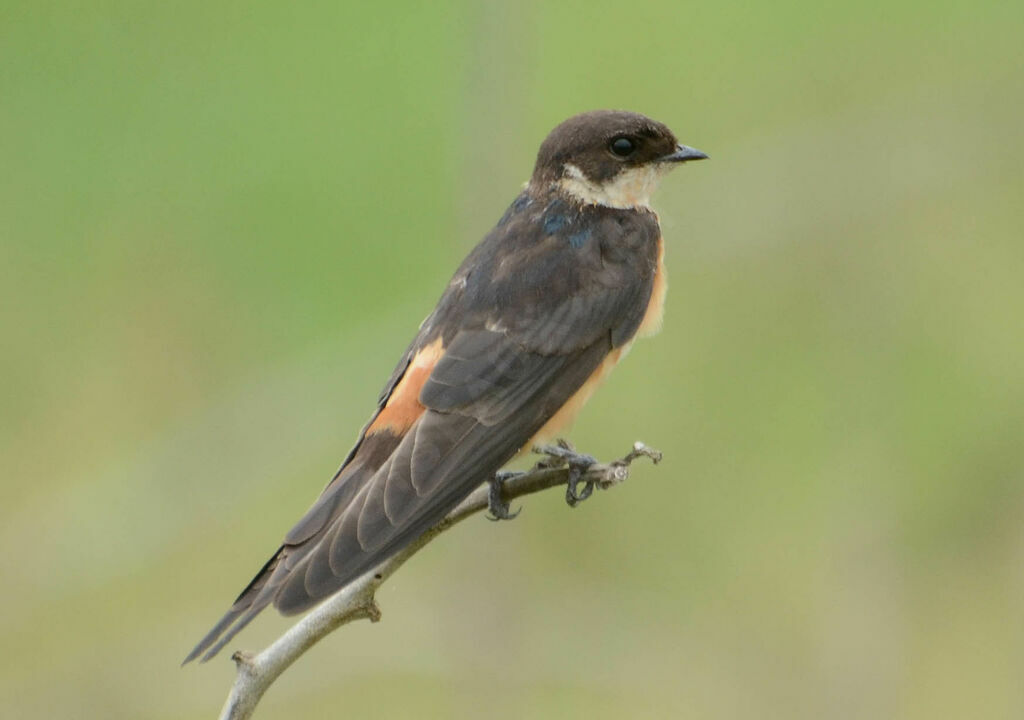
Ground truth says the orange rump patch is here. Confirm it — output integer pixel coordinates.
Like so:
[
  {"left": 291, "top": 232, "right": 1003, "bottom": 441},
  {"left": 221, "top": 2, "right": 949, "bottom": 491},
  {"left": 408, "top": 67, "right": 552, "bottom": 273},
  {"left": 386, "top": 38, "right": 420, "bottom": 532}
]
[{"left": 366, "top": 338, "right": 445, "bottom": 435}]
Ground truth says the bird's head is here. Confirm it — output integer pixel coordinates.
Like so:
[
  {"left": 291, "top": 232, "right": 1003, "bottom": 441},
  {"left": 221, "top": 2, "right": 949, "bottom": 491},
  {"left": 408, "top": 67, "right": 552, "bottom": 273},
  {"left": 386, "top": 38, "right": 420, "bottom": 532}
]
[{"left": 530, "top": 109, "right": 706, "bottom": 209}]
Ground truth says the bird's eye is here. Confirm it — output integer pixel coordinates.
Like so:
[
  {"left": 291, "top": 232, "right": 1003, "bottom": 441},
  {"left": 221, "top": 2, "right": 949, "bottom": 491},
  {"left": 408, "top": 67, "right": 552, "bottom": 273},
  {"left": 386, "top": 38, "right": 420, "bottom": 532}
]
[{"left": 609, "top": 136, "right": 636, "bottom": 158}]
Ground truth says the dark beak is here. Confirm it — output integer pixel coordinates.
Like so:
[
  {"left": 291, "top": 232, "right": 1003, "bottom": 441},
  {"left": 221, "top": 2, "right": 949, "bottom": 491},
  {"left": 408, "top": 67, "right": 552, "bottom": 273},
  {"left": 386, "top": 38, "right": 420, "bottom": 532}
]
[{"left": 660, "top": 144, "right": 709, "bottom": 163}]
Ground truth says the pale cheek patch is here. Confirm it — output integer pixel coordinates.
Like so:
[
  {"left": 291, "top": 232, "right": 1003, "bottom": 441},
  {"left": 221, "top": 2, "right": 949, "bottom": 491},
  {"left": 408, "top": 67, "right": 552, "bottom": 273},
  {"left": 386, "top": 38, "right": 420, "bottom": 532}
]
[{"left": 559, "top": 163, "right": 671, "bottom": 209}]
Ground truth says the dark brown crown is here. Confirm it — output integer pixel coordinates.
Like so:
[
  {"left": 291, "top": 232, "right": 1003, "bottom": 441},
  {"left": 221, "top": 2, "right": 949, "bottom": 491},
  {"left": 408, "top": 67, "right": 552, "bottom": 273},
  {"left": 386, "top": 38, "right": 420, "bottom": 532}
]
[{"left": 531, "top": 110, "right": 680, "bottom": 184}]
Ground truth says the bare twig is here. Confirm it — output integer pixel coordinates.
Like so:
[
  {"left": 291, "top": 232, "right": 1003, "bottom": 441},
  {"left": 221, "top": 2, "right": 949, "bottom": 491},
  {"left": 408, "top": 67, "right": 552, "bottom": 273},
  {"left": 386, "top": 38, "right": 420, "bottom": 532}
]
[{"left": 217, "top": 441, "right": 662, "bottom": 720}]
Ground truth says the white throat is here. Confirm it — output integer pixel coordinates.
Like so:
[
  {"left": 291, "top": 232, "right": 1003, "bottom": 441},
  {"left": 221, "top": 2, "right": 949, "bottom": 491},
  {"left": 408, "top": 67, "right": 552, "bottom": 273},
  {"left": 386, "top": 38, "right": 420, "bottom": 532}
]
[{"left": 558, "top": 163, "right": 669, "bottom": 209}]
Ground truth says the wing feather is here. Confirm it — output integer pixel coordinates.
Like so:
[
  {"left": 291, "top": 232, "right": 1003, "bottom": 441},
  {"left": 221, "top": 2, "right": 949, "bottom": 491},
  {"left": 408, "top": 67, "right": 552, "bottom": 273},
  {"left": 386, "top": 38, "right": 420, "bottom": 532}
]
[
  {"left": 185, "top": 190, "right": 663, "bottom": 663},
  {"left": 268, "top": 335, "right": 608, "bottom": 615}
]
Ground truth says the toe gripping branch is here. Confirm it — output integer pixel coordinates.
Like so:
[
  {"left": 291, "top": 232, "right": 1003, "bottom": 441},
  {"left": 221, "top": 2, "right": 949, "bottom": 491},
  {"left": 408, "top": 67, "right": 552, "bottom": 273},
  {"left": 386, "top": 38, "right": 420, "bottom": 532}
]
[
  {"left": 487, "top": 439, "right": 664, "bottom": 519},
  {"left": 487, "top": 471, "right": 524, "bottom": 521},
  {"left": 535, "top": 439, "right": 599, "bottom": 507}
]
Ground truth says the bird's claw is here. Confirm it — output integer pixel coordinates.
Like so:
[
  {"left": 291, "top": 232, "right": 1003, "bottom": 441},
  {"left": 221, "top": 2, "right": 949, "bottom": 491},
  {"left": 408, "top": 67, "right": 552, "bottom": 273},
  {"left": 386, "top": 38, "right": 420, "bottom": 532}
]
[
  {"left": 487, "top": 471, "right": 523, "bottom": 521},
  {"left": 530, "top": 439, "right": 599, "bottom": 508},
  {"left": 565, "top": 454, "right": 598, "bottom": 507}
]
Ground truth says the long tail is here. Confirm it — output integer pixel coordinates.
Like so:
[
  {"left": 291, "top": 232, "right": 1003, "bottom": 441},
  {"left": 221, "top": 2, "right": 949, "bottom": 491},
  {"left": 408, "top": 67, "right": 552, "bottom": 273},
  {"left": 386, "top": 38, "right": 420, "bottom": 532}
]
[
  {"left": 182, "top": 431, "right": 388, "bottom": 664},
  {"left": 182, "top": 550, "right": 283, "bottom": 664}
]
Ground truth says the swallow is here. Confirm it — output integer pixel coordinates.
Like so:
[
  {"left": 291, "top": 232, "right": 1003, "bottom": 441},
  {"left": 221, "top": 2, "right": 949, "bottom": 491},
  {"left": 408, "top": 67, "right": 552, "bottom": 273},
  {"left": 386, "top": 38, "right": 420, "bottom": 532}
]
[{"left": 185, "top": 109, "right": 706, "bottom": 663}]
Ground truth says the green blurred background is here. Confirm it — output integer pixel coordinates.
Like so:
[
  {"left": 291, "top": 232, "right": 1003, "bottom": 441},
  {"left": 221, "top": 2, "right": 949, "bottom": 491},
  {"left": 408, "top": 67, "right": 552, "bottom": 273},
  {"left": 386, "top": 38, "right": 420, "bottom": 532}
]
[{"left": 3, "top": 0, "right": 1023, "bottom": 717}]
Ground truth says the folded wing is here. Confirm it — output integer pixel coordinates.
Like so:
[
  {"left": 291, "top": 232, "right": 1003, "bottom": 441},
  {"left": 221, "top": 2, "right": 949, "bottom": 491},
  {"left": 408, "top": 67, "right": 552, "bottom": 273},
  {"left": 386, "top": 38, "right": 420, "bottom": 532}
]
[{"left": 185, "top": 193, "right": 661, "bottom": 663}]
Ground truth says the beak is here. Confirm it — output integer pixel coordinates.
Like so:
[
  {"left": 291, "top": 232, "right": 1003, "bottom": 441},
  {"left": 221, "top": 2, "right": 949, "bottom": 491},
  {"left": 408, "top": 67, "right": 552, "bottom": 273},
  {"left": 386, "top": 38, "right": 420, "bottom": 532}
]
[{"left": 660, "top": 144, "right": 709, "bottom": 163}]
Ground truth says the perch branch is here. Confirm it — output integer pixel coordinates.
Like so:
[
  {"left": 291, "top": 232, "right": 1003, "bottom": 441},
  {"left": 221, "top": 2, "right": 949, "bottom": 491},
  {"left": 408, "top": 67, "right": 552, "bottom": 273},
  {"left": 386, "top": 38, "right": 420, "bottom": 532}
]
[{"left": 217, "top": 440, "right": 662, "bottom": 720}]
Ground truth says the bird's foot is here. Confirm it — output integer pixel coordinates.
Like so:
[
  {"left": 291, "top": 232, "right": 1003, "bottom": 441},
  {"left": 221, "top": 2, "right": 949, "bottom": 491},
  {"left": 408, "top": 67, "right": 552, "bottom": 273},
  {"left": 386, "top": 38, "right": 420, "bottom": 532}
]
[
  {"left": 487, "top": 471, "right": 523, "bottom": 521},
  {"left": 532, "top": 439, "right": 598, "bottom": 508},
  {"left": 565, "top": 451, "right": 598, "bottom": 507}
]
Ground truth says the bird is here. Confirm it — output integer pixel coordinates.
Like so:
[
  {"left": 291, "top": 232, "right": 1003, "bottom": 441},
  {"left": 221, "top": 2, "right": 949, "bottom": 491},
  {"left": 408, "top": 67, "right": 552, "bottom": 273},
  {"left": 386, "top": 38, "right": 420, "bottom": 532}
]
[{"left": 185, "top": 109, "right": 706, "bottom": 663}]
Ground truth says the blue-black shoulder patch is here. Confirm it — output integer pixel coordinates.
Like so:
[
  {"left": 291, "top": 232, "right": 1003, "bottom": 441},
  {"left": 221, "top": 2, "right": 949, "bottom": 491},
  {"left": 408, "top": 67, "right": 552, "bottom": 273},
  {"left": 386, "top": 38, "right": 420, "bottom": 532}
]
[
  {"left": 543, "top": 214, "right": 568, "bottom": 234},
  {"left": 498, "top": 192, "right": 532, "bottom": 227},
  {"left": 541, "top": 198, "right": 572, "bottom": 235},
  {"left": 568, "top": 230, "right": 590, "bottom": 249}
]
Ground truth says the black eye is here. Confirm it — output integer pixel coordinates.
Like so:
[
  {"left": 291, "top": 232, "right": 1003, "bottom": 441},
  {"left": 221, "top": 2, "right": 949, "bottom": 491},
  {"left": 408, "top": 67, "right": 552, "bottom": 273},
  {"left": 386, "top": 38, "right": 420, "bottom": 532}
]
[{"left": 609, "top": 136, "right": 636, "bottom": 158}]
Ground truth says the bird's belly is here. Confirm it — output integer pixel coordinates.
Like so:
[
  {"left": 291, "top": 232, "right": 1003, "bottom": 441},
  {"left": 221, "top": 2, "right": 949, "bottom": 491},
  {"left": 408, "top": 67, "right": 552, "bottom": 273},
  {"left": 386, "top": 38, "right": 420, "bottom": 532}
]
[
  {"left": 636, "top": 235, "right": 667, "bottom": 338},
  {"left": 527, "top": 344, "right": 628, "bottom": 449},
  {"left": 524, "top": 236, "right": 666, "bottom": 451}
]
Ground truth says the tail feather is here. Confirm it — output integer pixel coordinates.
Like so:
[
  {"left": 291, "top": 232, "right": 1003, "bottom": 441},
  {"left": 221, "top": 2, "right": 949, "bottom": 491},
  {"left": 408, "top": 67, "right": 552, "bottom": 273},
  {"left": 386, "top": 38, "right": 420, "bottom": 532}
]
[
  {"left": 182, "top": 550, "right": 282, "bottom": 664},
  {"left": 197, "top": 598, "right": 271, "bottom": 662}
]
